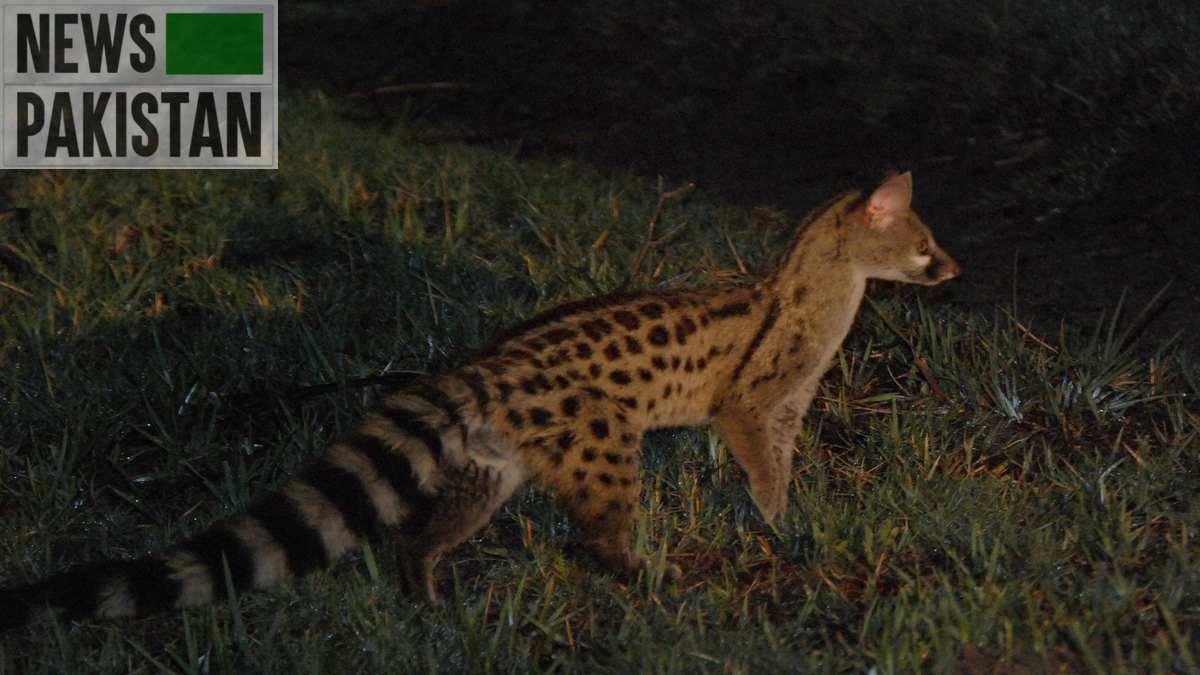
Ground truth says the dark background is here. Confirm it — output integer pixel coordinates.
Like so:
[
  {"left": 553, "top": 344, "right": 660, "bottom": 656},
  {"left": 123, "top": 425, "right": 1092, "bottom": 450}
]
[{"left": 281, "top": 1, "right": 1199, "bottom": 353}]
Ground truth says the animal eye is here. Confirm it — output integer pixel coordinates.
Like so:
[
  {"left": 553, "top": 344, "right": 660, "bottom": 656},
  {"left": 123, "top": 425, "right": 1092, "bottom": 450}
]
[{"left": 917, "top": 240, "right": 930, "bottom": 255}]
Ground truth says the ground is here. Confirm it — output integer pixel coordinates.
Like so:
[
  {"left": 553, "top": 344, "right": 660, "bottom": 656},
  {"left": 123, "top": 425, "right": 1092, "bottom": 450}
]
[{"left": 1, "top": 2, "right": 1198, "bottom": 672}]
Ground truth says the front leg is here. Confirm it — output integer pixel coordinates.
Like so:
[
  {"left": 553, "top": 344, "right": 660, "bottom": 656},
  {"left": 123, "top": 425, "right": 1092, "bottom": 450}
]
[{"left": 713, "top": 396, "right": 807, "bottom": 523}]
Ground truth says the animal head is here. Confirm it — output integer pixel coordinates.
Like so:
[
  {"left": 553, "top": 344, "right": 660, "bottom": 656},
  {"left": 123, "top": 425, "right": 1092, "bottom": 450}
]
[{"left": 847, "top": 172, "right": 960, "bottom": 285}]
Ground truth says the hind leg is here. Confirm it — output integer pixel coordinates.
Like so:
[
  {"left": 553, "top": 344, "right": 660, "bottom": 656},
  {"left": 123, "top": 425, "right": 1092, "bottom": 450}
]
[
  {"left": 398, "top": 459, "right": 522, "bottom": 604},
  {"left": 546, "top": 409, "right": 680, "bottom": 582},
  {"left": 562, "top": 465, "right": 682, "bottom": 582}
]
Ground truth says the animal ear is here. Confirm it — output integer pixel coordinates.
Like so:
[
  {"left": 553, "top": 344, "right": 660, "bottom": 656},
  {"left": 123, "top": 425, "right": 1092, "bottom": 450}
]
[{"left": 865, "top": 172, "right": 913, "bottom": 228}]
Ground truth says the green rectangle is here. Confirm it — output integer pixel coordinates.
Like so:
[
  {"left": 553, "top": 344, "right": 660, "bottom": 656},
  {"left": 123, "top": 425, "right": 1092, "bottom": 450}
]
[{"left": 166, "top": 13, "right": 263, "bottom": 75}]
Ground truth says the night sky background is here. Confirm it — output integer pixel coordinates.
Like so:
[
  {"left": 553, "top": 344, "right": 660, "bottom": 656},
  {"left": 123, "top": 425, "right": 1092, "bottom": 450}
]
[{"left": 282, "top": 1, "right": 1200, "bottom": 353}]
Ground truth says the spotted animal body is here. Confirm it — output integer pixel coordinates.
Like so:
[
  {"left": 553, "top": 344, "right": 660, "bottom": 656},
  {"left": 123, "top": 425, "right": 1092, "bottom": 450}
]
[{"left": 1, "top": 172, "right": 959, "bottom": 629}]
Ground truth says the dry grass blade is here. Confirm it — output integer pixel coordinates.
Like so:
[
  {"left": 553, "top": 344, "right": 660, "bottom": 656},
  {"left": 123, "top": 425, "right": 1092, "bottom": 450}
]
[{"left": 624, "top": 176, "right": 695, "bottom": 287}]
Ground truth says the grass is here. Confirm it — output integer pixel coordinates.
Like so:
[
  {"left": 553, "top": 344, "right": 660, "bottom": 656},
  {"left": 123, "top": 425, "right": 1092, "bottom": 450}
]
[{"left": 0, "top": 93, "right": 1197, "bottom": 673}]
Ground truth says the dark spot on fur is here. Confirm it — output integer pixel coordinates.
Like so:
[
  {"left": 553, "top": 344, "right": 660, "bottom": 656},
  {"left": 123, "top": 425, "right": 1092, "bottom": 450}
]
[
  {"left": 555, "top": 374, "right": 571, "bottom": 389},
  {"left": 590, "top": 418, "right": 610, "bottom": 439},
  {"left": 599, "top": 473, "right": 614, "bottom": 485},
  {"left": 529, "top": 407, "right": 553, "bottom": 426},
  {"left": 684, "top": 358, "right": 694, "bottom": 373},
  {"left": 582, "top": 448, "right": 598, "bottom": 462},
  {"left": 497, "top": 381, "right": 515, "bottom": 403},
  {"left": 639, "top": 302, "right": 664, "bottom": 319},
  {"left": 507, "top": 348, "right": 533, "bottom": 360},
  {"left": 574, "top": 469, "right": 587, "bottom": 482},
  {"left": 551, "top": 452, "right": 564, "bottom": 466},
  {"left": 609, "top": 370, "right": 632, "bottom": 385},
  {"left": 613, "top": 310, "right": 641, "bottom": 330},
  {"left": 663, "top": 384, "right": 672, "bottom": 399},
  {"left": 750, "top": 373, "right": 776, "bottom": 389},
  {"left": 697, "top": 358, "right": 707, "bottom": 370},
  {"left": 619, "top": 477, "right": 633, "bottom": 487},
  {"left": 623, "top": 335, "right": 643, "bottom": 354},
  {"left": 617, "top": 396, "right": 638, "bottom": 410},
  {"left": 604, "top": 451, "right": 623, "bottom": 464},
  {"left": 651, "top": 356, "right": 667, "bottom": 370},
  {"left": 561, "top": 396, "right": 580, "bottom": 417},
  {"left": 524, "top": 338, "right": 547, "bottom": 352},
  {"left": 506, "top": 409, "right": 524, "bottom": 428},
  {"left": 674, "top": 322, "right": 689, "bottom": 345},
  {"left": 647, "top": 400, "right": 657, "bottom": 411},
  {"left": 619, "top": 432, "right": 636, "bottom": 446},
  {"left": 589, "top": 363, "right": 602, "bottom": 378},
  {"left": 671, "top": 356, "right": 681, "bottom": 370},
  {"left": 637, "top": 368, "right": 653, "bottom": 382},
  {"left": 575, "top": 342, "right": 593, "bottom": 358},
  {"left": 520, "top": 378, "right": 538, "bottom": 395},
  {"left": 535, "top": 373, "right": 553, "bottom": 391},
  {"left": 603, "top": 342, "right": 621, "bottom": 360},
  {"left": 542, "top": 327, "right": 578, "bottom": 345},
  {"left": 709, "top": 301, "right": 751, "bottom": 319},
  {"left": 648, "top": 325, "right": 670, "bottom": 346},
  {"left": 558, "top": 431, "right": 575, "bottom": 450},
  {"left": 581, "top": 318, "right": 614, "bottom": 342},
  {"left": 583, "top": 386, "right": 604, "bottom": 399}
]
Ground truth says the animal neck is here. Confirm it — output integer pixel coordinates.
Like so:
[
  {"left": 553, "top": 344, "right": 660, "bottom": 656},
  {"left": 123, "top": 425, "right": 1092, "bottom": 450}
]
[
  {"left": 755, "top": 193, "right": 868, "bottom": 378},
  {"left": 767, "top": 192, "right": 865, "bottom": 321}
]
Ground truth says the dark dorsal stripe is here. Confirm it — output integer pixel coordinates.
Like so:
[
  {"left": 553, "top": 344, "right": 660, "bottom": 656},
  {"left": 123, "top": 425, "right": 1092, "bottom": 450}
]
[
  {"left": 300, "top": 459, "right": 381, "bottom": 539},
  {"left": 248, "top": 491, "right": 330, "bottom": 578},
  {"left": 349, "top": 433, "right": 434, "bottom": 534},
  {"left": 378, "top": 404, "right": 444, "bottom": 462},
  {"left": 709, "top": 301, "right": 751, "bottom": 319},
  {"left": 179, "top": 525, "right": 257, "bottom": 594},
  {"left": 731, "top": 300, "right": 780, "bottom": 383}
]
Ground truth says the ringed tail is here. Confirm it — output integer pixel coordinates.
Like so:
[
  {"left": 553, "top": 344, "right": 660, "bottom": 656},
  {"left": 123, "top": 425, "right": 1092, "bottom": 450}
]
[{"left": 1, "top": 377, "right": 471, "bottom": 631}]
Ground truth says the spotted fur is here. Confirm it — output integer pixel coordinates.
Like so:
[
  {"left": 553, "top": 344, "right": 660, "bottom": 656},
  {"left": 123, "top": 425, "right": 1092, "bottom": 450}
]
[{"left": 2, "top": 172, "right": 958, "bottom": 630}]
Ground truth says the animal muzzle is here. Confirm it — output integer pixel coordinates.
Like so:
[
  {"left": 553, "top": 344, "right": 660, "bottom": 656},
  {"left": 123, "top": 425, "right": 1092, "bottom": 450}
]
[{"left": 925, "top": 251, "right": 961, "bottom": 282}]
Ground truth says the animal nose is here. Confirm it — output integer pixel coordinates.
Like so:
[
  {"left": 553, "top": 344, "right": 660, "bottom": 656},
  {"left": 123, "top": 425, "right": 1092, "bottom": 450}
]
[{"left": 942, "top": 260, "right": 962, "bottom": 279}]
